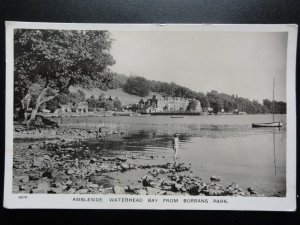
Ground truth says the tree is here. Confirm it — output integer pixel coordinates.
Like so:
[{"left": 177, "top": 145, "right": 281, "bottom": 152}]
[
  {"left": 113, "top": 98, "right": 122, "bottom": 111},
  {"left": 104, "top": 101, "right": 114, "bottom": 111},
  {"left": 76, "top": 89, "right": 86, "bottom": 101},
  {"left": 207, "top": 91, "right": 223, "bottom": 113},
  {"left": 131, "top": 104, "right": 138, "bottom": 112},
  {"left": 187, "top": 99, "right": 199, "bottom": 111},
  {"left": 263, "top": 99, "right": 272, "bottom": 113},
  {"left": 123, "top": 76, "right": 150, "bottom": 97},
  {"left": 98, "top": 93, "right": 106, "bottom": 101},
  {"left": 14, "top": 29, "right": 115, "bottom": 123},
  {"left": 86, "top": 95, "right": 98, "bottom": 111},
  {"left": 106, "top": 73, "right": 128, "bottom": 89},
  {"left": 139, "top": 99, "right": 145, "bottom": 105}
]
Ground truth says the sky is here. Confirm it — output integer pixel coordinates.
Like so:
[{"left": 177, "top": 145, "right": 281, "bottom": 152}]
[{"left": 109, "top": 31, "right": 288, "bottom": 103}]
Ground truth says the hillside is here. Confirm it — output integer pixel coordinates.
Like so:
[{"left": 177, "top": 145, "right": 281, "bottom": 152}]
[{"left": 70, "top": 87, "right": 162, "bottom": 105}]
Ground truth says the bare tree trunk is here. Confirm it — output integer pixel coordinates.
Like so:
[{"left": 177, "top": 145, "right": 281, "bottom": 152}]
[
  {"left": 26, "top": 86, "right": 58, "bottom": 125},
  {"left": 28, "top": 104, "right": 39, "bottom": 123}
]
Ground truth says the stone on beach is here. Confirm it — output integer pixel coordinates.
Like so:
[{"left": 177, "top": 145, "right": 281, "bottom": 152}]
[
  {"left": 247, "top": 187, "right": 257, "bottom": 195},
  {"left": 124, "top": 185, "right": 140, "bottom": 193},
  {"left": 210, "top": 176, "right": 221, "bottom": 182},
  {"left": 146, "top": 187, "right": 161, "bottom": 195},
  {"left": 76, "top": 189, "right": 89, "bottom": 194},
  {"left": 66, "top": 188, "right": 76, "bottom": 194},
  {"left": 116, "top": 157, "right": 127, "bottom": 162},
  {"left": 15, "top": 175, "right": 30, "bottom": 183},
  {"left": 113, "top": 185, "right": 125, "bottom": 194},
  {"left": 141, "top": 175, "right": 154, "bottom": 187},
  {"left": 32, "top": 157, "right": 44, "bottom": 167},
  {"left": 19, "top": 184, "right": 32, "bottom": 191},
  {"left": 66, "top": 169, "right": 75, "bottom": 175},
  {"left": 171, "top": 183, "right": 183, "bottom": 192},
  {"left": 185, "top": 184, "right": 201, "bottom": 195},
  {"left": 49, "top": 187, "right": 64, "bottom": 194},
  {"left": 134, "top": 189, "right": 147, "bottom": 195},
  {"left": 42, "top": 168, "right": 59, "bottom": 179},
  {"left": 90, "top": 158, "right": 97, "bottom": 163},
  {"left": 87, "top": 182, "right": 99, "bottom": 189},
  {"left": 120, "top": 163, "right": 130, "bottom": 171},
  {"left": 31, "top": 180, "right": 51, "bottom": 193}
]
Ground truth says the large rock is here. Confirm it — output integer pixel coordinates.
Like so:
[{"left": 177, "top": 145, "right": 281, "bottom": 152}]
[
  {"left": 87, "top": 182, "right": 99, "bottom": 189},
  {"left": 65, "top": 147, "right": 76, "bottom": 152},
  {"left": 66, "top": 169, "right": 75, "bottom": 175},
  {"left": 15, "top": 175, "right": 29, "bottom": 183},
  {"left": 76, "top": 189, "right": 89, "bottom": 194},
  {"left": 210, "top": 176, "right": 221, "bottom": 182},
  {"left": 225, "top": 183, "right": 239, "bottom": 195},
  {"left": 116, "top": 157, "right": 127, "bottom": 162},
  {"left": 29, "top": 173, "right": 41, "bottom": 181},
  {"left": 124, "top": 185, "right": 140, "bottom": 193},
  {"left": 49, "top": 187, "right": 63, "bottom": 194},
  {"left": 31, "top": 181, "right": 50, "bottom": 194},
  {"left": 42, "top": 168, "right": 58, "bottom": 179},
  {"left": 185, "top": 184, "right": 201, "bottom": 195},
  {"left": 19, "top": 184, "right": 31, "bottom": 191},
  {"left": 90, "top": 158, "right": 97, "bottom": 163},
  {"left": 120, "top": 163, "right": 130, "bottom": 172},
  {"left": 247, "top": 187, "right": 257, "bottom": 195},
  {"left": 171, "top": 183, "right": 183, "bottom": 192},
  {"left": 66, "top": 188, "right": 76, "bottom": 194},
  {"left": 89, "top": 176, "right": 112, "bottom": 187},
  {"left": 134, "top": 189, "right": 147, "bottom": 195},
  {"left": 202, "top": 183, "right": 225, "bottom": 196},
  {"left": 32, "top": 157, "right": 44, "bottom": 167},
  {"left": 73, "top": 179, "right": 87, "bottom": 189},
  {"left": 113, "top": 186, "right": 125, "bottom": 194},
  {"left": 13, "top": 185, "right": 20, "bottom": 192},
  {"left": 146, "top": 187, "right": 161, "bottom": 195},
  {"left": 141, "top": 175, "right": 154, "bottom": 187}
]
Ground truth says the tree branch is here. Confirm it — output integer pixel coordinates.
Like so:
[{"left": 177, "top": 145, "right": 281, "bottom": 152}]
[{"left": 39, "top": 93, "right": 59, "bottom": 105}]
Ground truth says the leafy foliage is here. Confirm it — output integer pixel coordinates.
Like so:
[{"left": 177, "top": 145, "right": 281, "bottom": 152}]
[
  {"left": 86, "top": 94, "right": 122, "bottom": 111},
  {"left": 113, "top": 98, "right": 122, "bottom": 110},
  {"left": 14, "top": 29, "right": 115, "bottom": 120},
  {"left": 46, "top": 90, "right": 86, "bottom": 112},
  {"left": 123, "top": 76, "right": 150, "bottom": 97},
  {"left": 106, "top": 73, "right": 128, "bottom": 89},
  {"left": 187, "top": 99, "right": 199, "bottom": 111}
]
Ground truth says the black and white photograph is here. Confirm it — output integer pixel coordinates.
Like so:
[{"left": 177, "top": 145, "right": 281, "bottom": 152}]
[{"left": 4, "top": 22, "right": 297, "bottom": 210}]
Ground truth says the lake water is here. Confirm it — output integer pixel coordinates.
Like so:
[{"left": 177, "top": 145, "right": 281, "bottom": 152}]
[{"left": 61, "top": 114, "right": 286, "bottom": 196}]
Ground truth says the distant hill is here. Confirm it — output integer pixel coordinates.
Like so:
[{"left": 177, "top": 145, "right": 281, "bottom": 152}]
[{"left": 69, "top": 87, "right": 162, "bottom": 105}]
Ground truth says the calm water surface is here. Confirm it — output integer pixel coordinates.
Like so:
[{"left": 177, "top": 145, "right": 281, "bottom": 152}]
[{"left": 63, "top": 114, "right": 286, "bottom": 196}]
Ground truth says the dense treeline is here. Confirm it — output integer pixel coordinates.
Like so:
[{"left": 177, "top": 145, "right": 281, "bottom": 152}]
[
  {"left": 42, "top": 73, "right": 286, "bottom": 115},
  {"left": 116, "top": 75, "right": 286, "bottom": 114},
  {"left": 123, "top": 76, "right": 150, "bottom": 97},
  {"left": 86, "top": 94, "right": 122, "bottom": 111},
  {"left": 98, "top": 73, "right": 128, "bottom": 91}
]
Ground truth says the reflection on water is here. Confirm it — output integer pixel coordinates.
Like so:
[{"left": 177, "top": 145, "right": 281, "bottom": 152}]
[{"left": 78, "top": 114, "right": 286, "bottom": 196}]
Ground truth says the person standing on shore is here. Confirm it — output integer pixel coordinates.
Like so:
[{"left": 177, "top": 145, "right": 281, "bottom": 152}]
[
  {"left": 97, "top": 126, "right": 102, "bottom": 138},
  {"left": 172, "top": 133, "right": 179, "bottom": 165}
]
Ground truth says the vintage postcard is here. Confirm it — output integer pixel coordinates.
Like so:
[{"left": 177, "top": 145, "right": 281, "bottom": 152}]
[{"left": 4, "top": 22, "right": 297, "bottom": 210}]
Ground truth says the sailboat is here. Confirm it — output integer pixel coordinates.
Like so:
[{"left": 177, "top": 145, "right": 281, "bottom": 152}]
[{"left": 252, "top": 78, "right": 283, "bottom": 128}]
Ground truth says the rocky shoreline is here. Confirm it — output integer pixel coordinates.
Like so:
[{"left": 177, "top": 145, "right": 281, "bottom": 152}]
[{"left": 13, "top": 126, "right": 263, "bottom": 196}]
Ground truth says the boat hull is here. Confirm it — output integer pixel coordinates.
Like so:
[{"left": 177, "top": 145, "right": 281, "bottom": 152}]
[
  {"left": 113, "top": 112, "right": 132, "bottom": 116},
  {"left": 252, "top": 122, "right": 283, "bottom": 128}
]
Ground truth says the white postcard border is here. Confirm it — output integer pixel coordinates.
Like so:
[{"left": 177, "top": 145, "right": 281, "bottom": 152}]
[{"left": 4, "top": 22, "right": 298, "bottom": 210}]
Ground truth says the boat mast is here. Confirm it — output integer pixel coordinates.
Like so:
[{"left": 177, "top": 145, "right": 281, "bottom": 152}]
[{"left": 272, "top": 78, "right": 275, "bottom": 122}]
